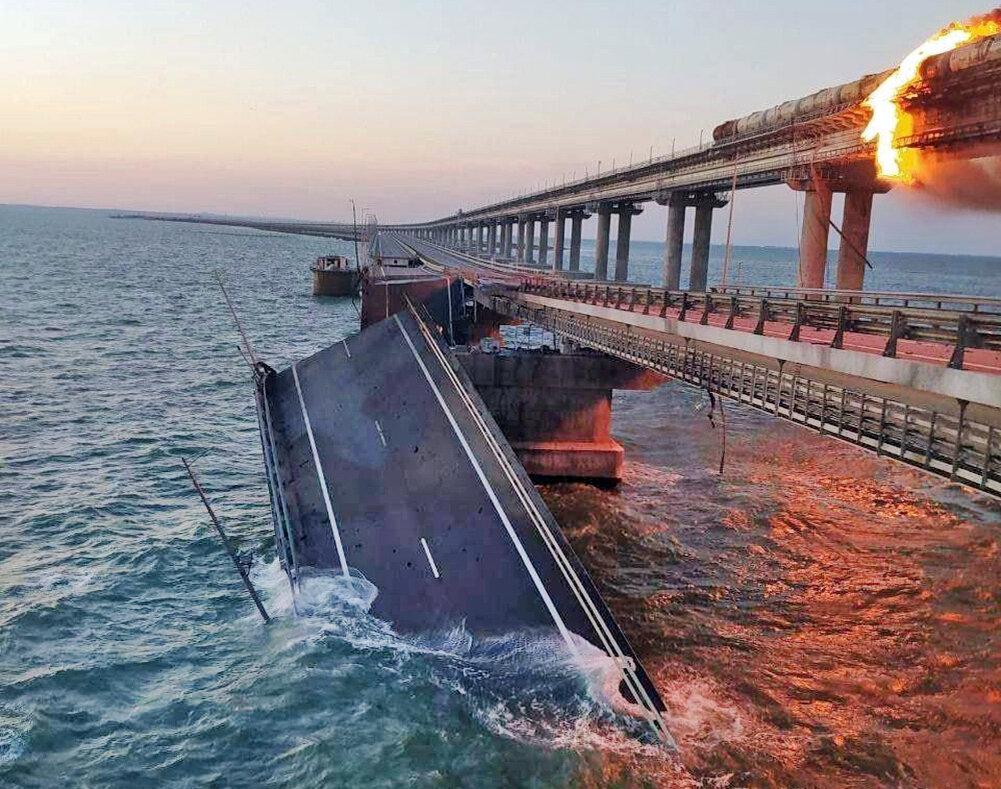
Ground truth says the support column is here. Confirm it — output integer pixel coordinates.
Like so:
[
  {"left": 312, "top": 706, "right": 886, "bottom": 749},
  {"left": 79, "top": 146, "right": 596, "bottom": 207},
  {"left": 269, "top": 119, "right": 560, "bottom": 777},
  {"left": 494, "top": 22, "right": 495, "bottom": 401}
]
[
  {"left": 614, "top": 204, "right": 641, "bottom": 282},
  {"left": 569, "top": 211, "right": 584, "bottom": 271},
  {"left": 798, "top": 183, "right": 833, "bottom": 289},
  {"left": 538, "top": 216, "right": 550, "bottom": 268},
  {"left": 503, "top": 221, "right": 513, "bottom": 259},
  {"left": 594, "top": 206, "right": 611, "bottom": 280},
  {"left": 487, "top": 223, "right": 497, "bottom": 258},
  {"left": 475, "top": 224, "right": 483, "bottom": 255},
  {"left": 525, "top": 216, "right": 536, "bottom": 263},
  {"left": 690, "top": 199, "right": 714, "bottom": 292},
  {"left": 836, "top": 190, "right": 873, "bottom": 291},
  {"left": 552, "top": 209, "right": 566, "bottom": 271},
  {"left": 663, "top": 196, "right": 685, "bottom": 290},
  {"left": 516, "top": 217, "right": 526, "bottom": 261}
]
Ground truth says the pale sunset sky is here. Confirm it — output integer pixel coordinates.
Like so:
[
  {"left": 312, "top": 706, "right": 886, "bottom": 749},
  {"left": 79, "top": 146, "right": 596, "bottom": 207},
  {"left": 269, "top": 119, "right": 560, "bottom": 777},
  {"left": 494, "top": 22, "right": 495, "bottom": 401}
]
[{"left": 1, "top": 0, "right": 998, "bottom": 254}]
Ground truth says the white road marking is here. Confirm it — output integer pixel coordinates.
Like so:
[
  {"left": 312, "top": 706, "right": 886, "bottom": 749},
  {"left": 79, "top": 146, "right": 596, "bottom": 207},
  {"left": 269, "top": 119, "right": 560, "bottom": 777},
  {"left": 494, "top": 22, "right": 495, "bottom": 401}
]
[
  {"left": 420, "top": 537, "right": 440, "bottom": 579},
  {"left": 407, "top": 303, "right": 676, "bottom": 747},
  {"left": 374, "top": 419, "right": 387, "bottom": 447},
  {"left": 291, "top": 362, "right": 350, "bottom": 578},
  {"left": 394, "top": 314, "right": 577, "bottom": 654},
  {"left": 342, "top": 339, "right": 351, "bottom": 358}
]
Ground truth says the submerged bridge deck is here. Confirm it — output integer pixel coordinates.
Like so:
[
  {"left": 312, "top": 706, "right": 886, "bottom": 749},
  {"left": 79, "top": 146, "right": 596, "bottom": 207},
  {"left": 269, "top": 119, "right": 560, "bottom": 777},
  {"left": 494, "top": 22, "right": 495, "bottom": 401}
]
[
  {"left": 392, "top": 233, "right": 1001, "bottom": 498},
  {"left": 256, "top": 305, "right": 672, "bottom": 743}
]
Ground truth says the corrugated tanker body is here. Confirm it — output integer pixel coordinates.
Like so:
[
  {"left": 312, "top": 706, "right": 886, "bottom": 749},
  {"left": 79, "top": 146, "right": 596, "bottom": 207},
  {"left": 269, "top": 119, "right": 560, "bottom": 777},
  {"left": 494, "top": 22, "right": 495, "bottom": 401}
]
[{"left": 712, "top": 32, "right": 1001, "bottom": 145}]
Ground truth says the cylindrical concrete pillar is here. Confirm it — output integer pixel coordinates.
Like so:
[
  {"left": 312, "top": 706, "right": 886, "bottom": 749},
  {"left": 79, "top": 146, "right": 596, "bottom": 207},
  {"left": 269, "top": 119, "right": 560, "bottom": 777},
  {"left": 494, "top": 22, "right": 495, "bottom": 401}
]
[
  {"left": 538, "top": 218, "right": 549, "bottom": 267},
  {"left": 569, "top": 213, "right": 583, "bottom": 271},
  {"left": 663, "top": 198, "right": 685, "bottom": 290},
  {"left": 487, "top": 223, "right": 497, "bottom": 257},
  {"left": 836, "top": 190, "right": 873, "bottom": 291},
  {"left": 553, "top": 210, "right": 566, "bottom": 271},
  {"left": 798, "top": 184, "right": 833, "bottom": 289},
  {"left": 517, "top": 218, "right": 526, "bottom": 260},
  {"left": 525, "top": 217, "right": 536, "bottom": 263},
  {"left": 475, "top": 224, "right": 483, "bottom": 255},
  {"left": 503, "top": 221, "right": 514, "bottom": 259},
  {"left": 594, "top": 207, "right": 611, "bottom": 280},
  {"left": 614, "top": 209, "right": 633, "bottom": 282},
  {"left": 690, "top": 200, "right": 713, "bottom": 292}
]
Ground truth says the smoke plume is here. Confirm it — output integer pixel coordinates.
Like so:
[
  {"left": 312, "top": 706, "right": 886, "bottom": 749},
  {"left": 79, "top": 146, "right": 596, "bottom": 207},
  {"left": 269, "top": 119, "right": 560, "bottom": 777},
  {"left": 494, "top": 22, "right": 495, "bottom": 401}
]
[{"left": 908, "top": 149, "right": 1001, "bottom": 211}]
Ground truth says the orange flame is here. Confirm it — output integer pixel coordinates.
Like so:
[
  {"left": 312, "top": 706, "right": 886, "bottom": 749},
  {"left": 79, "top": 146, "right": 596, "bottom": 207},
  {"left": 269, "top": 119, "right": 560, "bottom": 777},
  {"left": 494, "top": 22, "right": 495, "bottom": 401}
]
[{"left": 862, "top": 12, "right": 1001, "bottom": 182}]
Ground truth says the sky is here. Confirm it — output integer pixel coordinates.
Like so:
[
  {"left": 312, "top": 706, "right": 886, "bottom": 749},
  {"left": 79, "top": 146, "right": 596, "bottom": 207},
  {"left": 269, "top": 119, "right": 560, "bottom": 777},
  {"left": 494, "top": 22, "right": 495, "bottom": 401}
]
[{"left": 1, "top": 0, "right": 998, "bottom": 254}]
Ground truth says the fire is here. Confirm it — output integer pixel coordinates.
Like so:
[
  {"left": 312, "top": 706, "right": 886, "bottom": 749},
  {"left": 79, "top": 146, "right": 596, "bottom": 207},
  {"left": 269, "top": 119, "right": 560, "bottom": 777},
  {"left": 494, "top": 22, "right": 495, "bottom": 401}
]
[{"left": 862, "top": 12, "right": 1001, "bottom": 181}]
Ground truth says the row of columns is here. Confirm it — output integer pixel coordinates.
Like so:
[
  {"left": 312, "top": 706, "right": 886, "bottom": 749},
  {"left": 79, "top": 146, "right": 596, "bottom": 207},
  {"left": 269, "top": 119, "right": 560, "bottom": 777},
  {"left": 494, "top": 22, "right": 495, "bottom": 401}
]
[{"left": 423, "top": 180, "right": 876, "bottom": 293}]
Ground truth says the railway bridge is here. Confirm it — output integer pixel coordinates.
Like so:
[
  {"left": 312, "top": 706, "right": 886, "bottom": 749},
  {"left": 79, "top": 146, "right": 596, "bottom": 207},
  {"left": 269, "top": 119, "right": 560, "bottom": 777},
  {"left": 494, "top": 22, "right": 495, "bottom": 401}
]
[{"left": 392, "top": 33, "right": 1001, "bottom": 295}]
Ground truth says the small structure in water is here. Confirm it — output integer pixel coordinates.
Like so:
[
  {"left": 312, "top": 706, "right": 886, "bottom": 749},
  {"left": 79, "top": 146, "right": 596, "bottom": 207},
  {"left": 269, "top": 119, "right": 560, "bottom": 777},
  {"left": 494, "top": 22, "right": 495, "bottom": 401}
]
[{"left": 311, "top": 255, "right": 359, "bottom": 296}]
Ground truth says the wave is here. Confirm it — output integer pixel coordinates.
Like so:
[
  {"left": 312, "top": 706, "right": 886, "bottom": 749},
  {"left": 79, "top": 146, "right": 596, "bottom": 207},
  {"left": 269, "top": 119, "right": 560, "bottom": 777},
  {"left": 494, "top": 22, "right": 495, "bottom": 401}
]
[{"left": 249, "top": 557, "right": 671, "bottom": 751}]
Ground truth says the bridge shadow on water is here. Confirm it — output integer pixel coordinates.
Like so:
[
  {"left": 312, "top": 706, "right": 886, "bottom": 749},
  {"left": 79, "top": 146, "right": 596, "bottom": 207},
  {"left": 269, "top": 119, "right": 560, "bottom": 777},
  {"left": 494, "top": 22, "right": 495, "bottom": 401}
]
[{"left": 539, "top": 380, "right": 1001, "bottom": 788}]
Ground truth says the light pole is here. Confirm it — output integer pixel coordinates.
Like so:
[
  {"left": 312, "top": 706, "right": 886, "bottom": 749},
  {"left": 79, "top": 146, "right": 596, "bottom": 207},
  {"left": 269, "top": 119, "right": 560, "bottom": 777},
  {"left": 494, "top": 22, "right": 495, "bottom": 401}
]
[{"left": 349, "top": 199, "right": 361, "bottom": 272}]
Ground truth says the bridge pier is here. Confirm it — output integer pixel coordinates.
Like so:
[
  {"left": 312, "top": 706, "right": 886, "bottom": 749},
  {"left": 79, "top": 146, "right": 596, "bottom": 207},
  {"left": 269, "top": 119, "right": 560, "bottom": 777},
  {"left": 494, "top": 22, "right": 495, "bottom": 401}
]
[
  {"left": 690, "top": 196, "right": 716, "bottom": 292},
  {"left": 594, "top": 205, "right": 611, "bottom": 280},
  {"left": 568, "top": 209, "right": 587, "bottom": 272},
  {"left": 517, "top": 217, "right": 526, "bottom": 260},
  {"left": 552, "top": 209, "right": 565, "bottom": 271},
  {"left": 836, "top": 189, "right": 873, "bottom": 290},
  {"left": 797, "top": 182, "right": 833, "bottom": 289},
  {"left": 663, "top": 195, "right": 685, "bottom": 290},
  {"left": 525, "top": 216, "right": 536, "bottom": 263},
  {"left": 614, "top": 203, "right": 642, "bottom": 282},
  {"left": 503, "top": 220, "right": 514, "bottom": 259},
  {"left": 538, "top": 215, "right": 550, "bottom": 268},
  {"left": 487, "top": 223, "right": 497, "bottom": 258},
  {"left": 455, "top": 346, "right": 664, "bottom": 482}
]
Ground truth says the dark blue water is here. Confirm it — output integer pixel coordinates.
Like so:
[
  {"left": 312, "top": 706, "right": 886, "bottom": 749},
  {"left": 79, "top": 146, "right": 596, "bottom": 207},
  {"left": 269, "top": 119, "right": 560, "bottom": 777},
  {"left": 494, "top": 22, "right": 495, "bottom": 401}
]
[
  {"left": 567, "top": 238, "right": 1001, "bottom": 295},
  {"left": 3, "top": 205, "right": 1000, "bottom": 787}
]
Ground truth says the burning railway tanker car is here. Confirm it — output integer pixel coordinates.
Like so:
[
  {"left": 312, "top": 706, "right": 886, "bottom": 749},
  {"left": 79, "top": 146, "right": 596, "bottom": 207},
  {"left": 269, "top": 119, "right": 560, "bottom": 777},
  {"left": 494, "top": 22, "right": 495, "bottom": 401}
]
[{"left": 711, "top": 30, "right": 1001, "bottom": 145}]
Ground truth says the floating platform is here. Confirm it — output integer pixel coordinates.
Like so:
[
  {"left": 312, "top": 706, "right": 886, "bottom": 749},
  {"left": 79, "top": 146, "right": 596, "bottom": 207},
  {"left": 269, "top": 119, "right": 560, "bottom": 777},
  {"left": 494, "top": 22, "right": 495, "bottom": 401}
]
[{"left": 253, "top": 304, "right": 672, "bottom": 745}]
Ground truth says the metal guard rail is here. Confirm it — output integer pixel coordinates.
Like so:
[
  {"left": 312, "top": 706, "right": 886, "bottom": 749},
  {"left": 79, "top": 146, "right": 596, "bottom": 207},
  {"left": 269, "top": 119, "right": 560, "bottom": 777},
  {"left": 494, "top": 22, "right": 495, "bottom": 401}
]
[
  {"left": 519, "top": 279, "right": 1001, "bottom": 370},
  {"left": 491, "top": 296, "right": 1000, "bottom": 498}
]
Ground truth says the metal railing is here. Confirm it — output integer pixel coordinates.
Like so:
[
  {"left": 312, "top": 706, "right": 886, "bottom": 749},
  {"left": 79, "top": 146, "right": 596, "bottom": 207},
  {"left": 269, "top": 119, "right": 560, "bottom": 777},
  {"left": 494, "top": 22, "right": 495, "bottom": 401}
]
[
  {"left": 490, "top": 296, "right": 1000, "bottom": 497},
  {"left": 521, "top": 279, "right": 1001, "bottom": 370},
  {"left": 710, "top": 285, "right": 1001, "bottom": 314}
]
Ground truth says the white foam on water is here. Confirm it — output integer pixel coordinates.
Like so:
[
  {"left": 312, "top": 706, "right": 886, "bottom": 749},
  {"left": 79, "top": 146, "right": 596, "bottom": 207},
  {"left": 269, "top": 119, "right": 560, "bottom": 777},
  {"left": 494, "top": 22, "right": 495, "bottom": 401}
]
[
  {"left": 245, "top": 557, "right": 684, "bottom": 755},
  {"left": 0, "top": 706, "right": 31, "bottom": 765}
]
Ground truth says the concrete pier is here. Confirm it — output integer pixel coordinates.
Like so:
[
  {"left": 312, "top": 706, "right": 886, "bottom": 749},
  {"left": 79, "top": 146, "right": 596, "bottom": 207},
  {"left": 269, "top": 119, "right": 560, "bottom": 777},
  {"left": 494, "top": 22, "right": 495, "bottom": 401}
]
[
  {"left": 569, "top": 210, "right": 585, "bottom": 272},
  {"left": 538, "top": 216, "right": 550, "bottom": 268},
  {"left": 487, "top": 223, "right": 497, "bottom": 258},
  {"left": 517, "top": 217, "right": 526, "bottom": 260},
  {"left": 594, "top": 206, "right": 611, "bottom": 280},
  {"left": 663, "top": 196, "right": 685, "bottom": 290},
  {"left": 503, "top": 220, "right": 514, "bottom": 259},
  {"left": 455, "top": 350, "right": 663, "bottom": 482},
  {"left": 836, "top": 189, "right": 873, "bottom": 290},
  {"left": 552, "top": 209, "right": 565, "bottom": 271},
  {"left": 614, "top": 204, "right": 641, "bottom": 282},
  {"left": 690, "top": 198, "right": 714, "bottom": 292},
  {"left": 525, "top": 216, "right": 536, "bottom": 263},
  {"left": 798, "top": 183, "right": 833, "bottom": 289}
]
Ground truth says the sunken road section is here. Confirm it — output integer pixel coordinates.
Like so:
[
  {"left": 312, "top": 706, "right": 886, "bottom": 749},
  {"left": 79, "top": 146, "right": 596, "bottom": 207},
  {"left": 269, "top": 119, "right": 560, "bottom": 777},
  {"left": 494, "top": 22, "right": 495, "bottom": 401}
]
[{"left": 254, "top": 304, "right": 674, "bottom": 746}]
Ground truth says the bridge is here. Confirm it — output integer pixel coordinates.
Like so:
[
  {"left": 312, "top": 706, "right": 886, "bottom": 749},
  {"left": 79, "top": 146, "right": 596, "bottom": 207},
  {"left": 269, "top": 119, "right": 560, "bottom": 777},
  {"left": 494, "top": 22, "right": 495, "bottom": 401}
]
[
  {"left": 146, "top": 33, "right": 1001, "bottom": 497},
  {"left": 389, "top": 33, "right": 1001, "bottom": 295},
  {"left": 219, "top": 27, "right": 1001, "bottom": 750}
]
